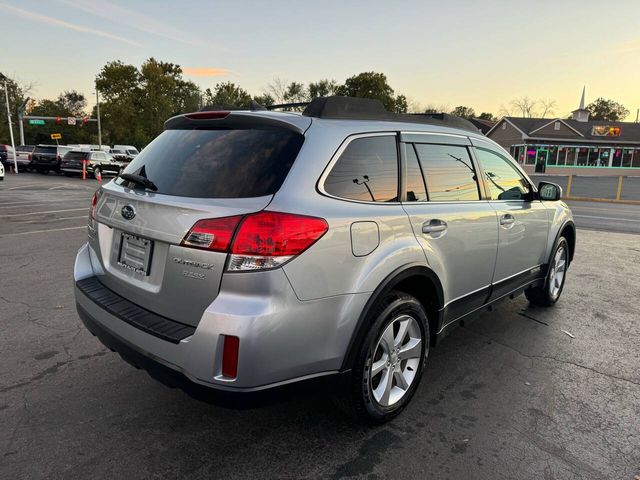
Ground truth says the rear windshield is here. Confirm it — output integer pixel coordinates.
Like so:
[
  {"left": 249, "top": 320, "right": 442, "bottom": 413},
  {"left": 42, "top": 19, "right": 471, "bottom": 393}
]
[
  {"left": 64, "top": 151, "right": 89, "bottom": 160},
  {"left": 118, "top": 129, "right": 304, "bottom": 198},
  {"left": 33, "top": 146, "right": 57, "bottom": 154}
]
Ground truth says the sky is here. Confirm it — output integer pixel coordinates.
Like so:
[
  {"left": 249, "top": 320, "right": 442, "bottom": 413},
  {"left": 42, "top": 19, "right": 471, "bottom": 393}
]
[{"left": 1, "top": 0, "right": 640, "bottom": 119}]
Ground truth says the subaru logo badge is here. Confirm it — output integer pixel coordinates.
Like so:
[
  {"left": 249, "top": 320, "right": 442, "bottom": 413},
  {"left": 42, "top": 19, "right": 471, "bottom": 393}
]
[{"left": 121, "top": 205, "right": 136, "bottom": 220}]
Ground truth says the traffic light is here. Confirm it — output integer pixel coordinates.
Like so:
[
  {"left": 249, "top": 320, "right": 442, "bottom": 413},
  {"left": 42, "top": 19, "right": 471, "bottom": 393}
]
[
  {"left": 28, "top": 99, "right": 36, "bottom": 113},
  {"left": 55, "top": 117, "right": 62, "bottom": 125}
]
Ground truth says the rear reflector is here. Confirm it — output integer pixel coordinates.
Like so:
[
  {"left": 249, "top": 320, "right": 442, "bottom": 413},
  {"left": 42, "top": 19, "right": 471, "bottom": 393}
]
[
  {"left": 89, "top": 191, "right": 98, "bottom": 219},
  {"left": 222, "top": 335, "right": 239, "bottom": 379},
  {"left": 185, "top": 111, "right": 230, "bottom": 120},
  {"left": 181, "top": 215, "right": 243, "bottom": 251}
]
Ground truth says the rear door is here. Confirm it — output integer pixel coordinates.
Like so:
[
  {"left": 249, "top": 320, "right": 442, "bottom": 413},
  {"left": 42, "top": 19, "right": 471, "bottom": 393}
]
[
  {"left": 471, "top": 141, "right": 549, "bottom": 299},
  {"left": 89, "top": 122, "right": 306, "bottom": 327},
  {"left": 400, "top": 133, "right": 499, "bottom": 324}
]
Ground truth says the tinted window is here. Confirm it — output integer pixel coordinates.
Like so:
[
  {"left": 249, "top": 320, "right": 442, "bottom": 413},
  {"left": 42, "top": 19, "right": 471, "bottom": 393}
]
[
  {"left": 33, "top": 146, "right": 57, "bottom": 154},
  {"left": 475, "top": 148, "right": 531, "bottom": 200},
  {"left": 64, "top": 151, "right": 90, "bottom": 160},
  {"left": 118, "top": 129, "right": 304, "bottom": 198},
  {"left": 404, "top": 144, "right": 427, "bottom": 202},
  {"left": 324, "top": 136, "right": 398, "bottom": 202},
  {"left": 414, "top": 144, "right": 480, "bottom": 201}
]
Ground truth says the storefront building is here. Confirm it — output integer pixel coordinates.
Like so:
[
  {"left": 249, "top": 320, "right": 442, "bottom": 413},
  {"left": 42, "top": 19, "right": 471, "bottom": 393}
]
[{"left": 486, "top": 93, "right": 640, "bottom": 176}]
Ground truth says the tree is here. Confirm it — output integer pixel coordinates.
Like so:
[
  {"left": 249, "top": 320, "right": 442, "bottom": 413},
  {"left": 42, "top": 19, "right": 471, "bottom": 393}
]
[
  {"left": 478, "top": 112, "right": 495, "bottom": 121},
  {"left": 252, "top": 93, "right": 275, "bottom": 107},
  {"left": 393, "top": 94, "right": 408, "bottom": 113},
  {"left": 207, "top": 82, "right": 252, "bottom": 107},
  {"left": 27, "top": 90, "right": 93, "bottom": 145},
  {"left": 538, "top": 98, "right": 557, "bottom": 118},
  {"left": 335, "top": 71, "right": 406, "bottom": 112},
  {"left": 586, "top": 97, "right": 629, "bottom": 121},
  {"left": 308, "top": 79, "right": 338, "bottom": 99},
  {"left": 0, "top": 73, "right": 31, "bottom": 145},
  {"left": 283, "top": 81, "right": 308, "bottom": 104},
  {"left": 510, "top": 96, "right": 537, "bottom": 118},
  {"left": 451, "top": 106, "right": 476, "bottom": 119},
  {"left": 264, "top": 78, "right": 288, "bottom": 104}
]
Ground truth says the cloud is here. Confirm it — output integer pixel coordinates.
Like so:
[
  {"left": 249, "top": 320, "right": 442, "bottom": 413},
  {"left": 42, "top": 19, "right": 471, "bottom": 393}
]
[
  {"left": 0, "top": 3, "right": 141, "bottom": 47},
  {"left": 182, "top": 67, "right": 230, "bottom": 77},
  {"left": 58, "top": 0, "right": 214, "bottom": 48}
]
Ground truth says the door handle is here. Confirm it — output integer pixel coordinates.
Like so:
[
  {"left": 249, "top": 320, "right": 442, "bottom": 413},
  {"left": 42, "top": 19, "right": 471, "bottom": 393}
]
[
  {"left": 422, "top": 219, "right": 447, "bottom": 235},
  {"left": 500, "top": 214, "right": 515, "bottom": 227}
]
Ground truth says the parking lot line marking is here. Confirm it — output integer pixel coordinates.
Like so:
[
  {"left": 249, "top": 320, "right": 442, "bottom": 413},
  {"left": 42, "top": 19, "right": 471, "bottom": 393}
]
[
  {"left": 7, "top": 183, "right": 48, "bottom": 190},
  {"left": 0, "top": 226, "right": 86, "bottom": 237},
  {"left": 0, "top": 200, "right": 90, "bottom": 208},
  {"left": 574, "top": 214, "right": 639, "bottom": 223},
  {"left": 0, "top": 208, "right": 88, "bottom": 217}
]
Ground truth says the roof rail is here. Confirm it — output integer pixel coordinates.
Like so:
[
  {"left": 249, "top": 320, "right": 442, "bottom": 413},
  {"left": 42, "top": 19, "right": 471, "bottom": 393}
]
[
  {"left": 300, "top": 96, "right": 477, "bottom": 132},
  {"left": 265, "top": 102, "right": 310, "bottom": 111}
]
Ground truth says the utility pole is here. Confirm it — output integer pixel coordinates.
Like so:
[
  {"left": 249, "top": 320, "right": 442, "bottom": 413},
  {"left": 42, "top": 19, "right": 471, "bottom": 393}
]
[
  {"left": 96, "top": 87, "right": 102, "bottom": 148},
  {"left": 3, "top": 81, "right": 18, "bottom": 173}
]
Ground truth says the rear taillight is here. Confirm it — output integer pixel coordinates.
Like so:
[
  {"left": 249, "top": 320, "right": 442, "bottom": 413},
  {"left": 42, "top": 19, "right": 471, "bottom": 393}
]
[
  {"left": 185, "top": 111, "right": 230, "bottom": 120},
  {"left": 181, "top": 215, "right": 243, "bottom": 251},
  {"left": 221, "top": 335, "right": 239, "bottom": 379},
  {"left": 28, "top": 154, "right": 31, "bottom": 161},
  {"left": 181, "top": 211, "right": 328, "bottom": 271}
]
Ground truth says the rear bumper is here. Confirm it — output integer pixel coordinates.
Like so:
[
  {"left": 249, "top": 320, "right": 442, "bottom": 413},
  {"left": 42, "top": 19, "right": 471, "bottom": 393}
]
[{"left": 73, "top": 243, "right": 368, "bottom": 396}]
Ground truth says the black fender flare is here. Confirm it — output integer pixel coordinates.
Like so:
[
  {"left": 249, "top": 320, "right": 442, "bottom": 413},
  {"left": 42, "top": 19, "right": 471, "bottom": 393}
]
[
  {"left": 554, "top": 219, "right": 576, "bottom": 264},
  {"left": 340, "top": 263, "right": 444, "bottom": 372}
]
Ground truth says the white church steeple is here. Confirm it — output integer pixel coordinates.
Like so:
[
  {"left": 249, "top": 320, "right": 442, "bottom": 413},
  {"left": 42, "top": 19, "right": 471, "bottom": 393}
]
[{"left": 571, "top": 86, "right": 590, "bottom": 122}]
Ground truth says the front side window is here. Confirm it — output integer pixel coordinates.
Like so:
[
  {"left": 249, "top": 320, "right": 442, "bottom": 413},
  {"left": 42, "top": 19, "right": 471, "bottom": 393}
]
[
  {"left": 324, "top": 135, "right": 398, "bottom": 202},
  {"left": 475, "top": 147, "right": 531, "bottom": 201},
  {"left": 414, "top": 144, "right": 480, "bottom": 201}
]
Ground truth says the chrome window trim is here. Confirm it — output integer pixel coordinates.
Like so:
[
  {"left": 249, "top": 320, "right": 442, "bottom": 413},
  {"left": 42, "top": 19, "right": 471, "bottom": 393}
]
[{"left": 317, "top": 132, "right": 402, "bottom": 205}]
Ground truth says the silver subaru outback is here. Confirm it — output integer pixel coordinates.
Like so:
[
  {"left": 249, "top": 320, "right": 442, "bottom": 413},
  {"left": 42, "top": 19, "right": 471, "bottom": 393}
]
[{"left": 74, "top": 96, "right": 575, "bottom": 422}]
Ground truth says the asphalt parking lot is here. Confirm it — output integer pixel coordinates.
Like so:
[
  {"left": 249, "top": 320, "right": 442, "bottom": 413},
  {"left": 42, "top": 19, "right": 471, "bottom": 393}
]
[{"left": 1, "top": 173, "right": 639, "bottom": 479}]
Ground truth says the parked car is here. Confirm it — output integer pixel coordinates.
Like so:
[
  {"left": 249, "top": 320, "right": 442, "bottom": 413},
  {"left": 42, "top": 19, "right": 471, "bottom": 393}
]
[
  {"left": 15, "top": 145, "right": 36, "bottom": 172},
  {"left": 31, "top": 145, "right": 72, "bottom": 174},
  {"left": 73, "top": 96, "right": 575, "bottom": 423},
  {"left": 113, "top": 145, "right": 139, "bottom": 157},
  {"left": 61, "top": 150, "right": 124, "bottom": 177},
  {"left": 109, "top": 147, "right": 137, "bottom": 164},
  {"left": 0, "top": 144, "right": 16, "bottom": 171}
]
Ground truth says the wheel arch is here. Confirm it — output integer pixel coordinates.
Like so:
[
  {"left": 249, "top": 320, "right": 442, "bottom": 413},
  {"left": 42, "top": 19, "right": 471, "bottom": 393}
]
[
  {"left": 559, "top": 221, "right": 576, "bottom": 264},
  {"left": 341, "top": 263, "right": 444, "bottom": 372}
]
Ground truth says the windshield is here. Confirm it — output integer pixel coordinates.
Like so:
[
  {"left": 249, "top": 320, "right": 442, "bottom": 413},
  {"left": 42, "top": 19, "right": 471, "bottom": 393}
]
[
  {"left": 33, "top": 146, "right": 57, "bottom": 154},
  {"left": 126, "top": 149, "right": 138, "bottom": 155},
  {"left": 118, "top": 128, "right": 304, "bottom": 198},
  {"left": 64, "top": 151, "right": 89, "bottom": 160}
]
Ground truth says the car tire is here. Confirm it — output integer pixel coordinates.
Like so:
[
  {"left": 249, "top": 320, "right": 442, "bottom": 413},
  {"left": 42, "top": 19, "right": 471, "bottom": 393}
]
[
  {"left": 344, "top": 291, "right": 430, "bottom": 424},
  {"left": 525, "top": 236, "right": 569, "bottom": 307},
  {"left": 40, "top": 168, "right": 49, "bottom": 175}
]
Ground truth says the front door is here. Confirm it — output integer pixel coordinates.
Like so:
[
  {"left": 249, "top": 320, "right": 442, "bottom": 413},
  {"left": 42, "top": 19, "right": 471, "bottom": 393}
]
[
  {"left": 473, "top": 144, "right": 549, "bottom": 299},
  {"left": 400, "top": 136, "right": 499, "bottom": 325}
]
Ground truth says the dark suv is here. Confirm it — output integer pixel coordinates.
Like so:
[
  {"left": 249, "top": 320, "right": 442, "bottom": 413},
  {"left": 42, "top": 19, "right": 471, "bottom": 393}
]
[
  {"left": 0, "top": 144, "right": 16, "bottom": 170},
  {"left": 31, "top": 145, "right": 72, "bottom": 174},
  {"left": 61, "top": 150, "right": 123, "bottom": 177}
]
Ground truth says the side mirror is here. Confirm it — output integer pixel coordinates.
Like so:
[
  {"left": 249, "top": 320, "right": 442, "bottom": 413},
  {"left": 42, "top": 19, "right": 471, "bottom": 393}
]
[{"left": 538, "top": 181, "right": 562, "bottom": 201}]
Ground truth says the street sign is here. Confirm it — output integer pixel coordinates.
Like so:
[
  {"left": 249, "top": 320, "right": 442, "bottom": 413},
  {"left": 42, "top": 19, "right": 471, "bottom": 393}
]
[
  {"left": 67, "top": 117, "right": 76, "bottom": 126},
  {"left": 50, "top": 133, "right": 62, "bottom": 140},
  {"left": 29, "top": 119, "right": 45, "bottom": 125}
]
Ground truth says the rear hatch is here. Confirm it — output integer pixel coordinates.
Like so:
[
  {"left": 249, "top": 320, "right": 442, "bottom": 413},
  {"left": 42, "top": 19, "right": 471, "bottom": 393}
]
[
  {"left": 88, "top": 111, "right": 309, "bottom": 327},
  {"left": 32, "top": 146, "right": 58, "bottom": 165}
]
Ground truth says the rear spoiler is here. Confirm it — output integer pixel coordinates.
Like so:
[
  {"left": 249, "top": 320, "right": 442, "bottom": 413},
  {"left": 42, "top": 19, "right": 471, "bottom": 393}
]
[{"left": 164, "top": 111, "right": 309, "bottom": 134}]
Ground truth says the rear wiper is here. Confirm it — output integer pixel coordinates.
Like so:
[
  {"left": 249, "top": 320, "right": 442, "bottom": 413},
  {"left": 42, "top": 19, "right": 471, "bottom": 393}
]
[{"left": 119, "top": 173, "right": 158, "bottom": 191}]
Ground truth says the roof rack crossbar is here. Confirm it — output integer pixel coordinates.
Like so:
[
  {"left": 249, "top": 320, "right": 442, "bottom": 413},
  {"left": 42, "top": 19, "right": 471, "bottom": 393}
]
[{"left": 266, "top": 102, "right": 310, "bottom": 110}]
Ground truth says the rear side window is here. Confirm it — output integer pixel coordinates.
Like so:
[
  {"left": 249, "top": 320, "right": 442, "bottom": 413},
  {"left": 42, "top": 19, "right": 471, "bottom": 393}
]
[
  {"left": 324, "top": 135, "right": 398, "bottom": 202},
  {"left": 414, "top": 144, "right": 480, "bottom": 201},
  {"left": 474, "top": 147, "right": 531, "bottom": 200},
  {"left": 119, "top": 129, "right": 304, "bottom": 198}
]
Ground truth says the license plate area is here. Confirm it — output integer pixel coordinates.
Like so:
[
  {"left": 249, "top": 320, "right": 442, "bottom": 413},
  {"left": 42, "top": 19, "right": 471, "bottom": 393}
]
[{"left": 118, "top": 233, "right": 153, "bottom": 275}]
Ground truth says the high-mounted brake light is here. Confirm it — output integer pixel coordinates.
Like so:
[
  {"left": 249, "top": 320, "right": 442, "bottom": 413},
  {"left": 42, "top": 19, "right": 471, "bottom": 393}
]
[
  {"left": 185, "top": 111, "right": 230, "bottom": 120},
  {"left": 180, "top": 211, "right": 328, "bottom": 271}
]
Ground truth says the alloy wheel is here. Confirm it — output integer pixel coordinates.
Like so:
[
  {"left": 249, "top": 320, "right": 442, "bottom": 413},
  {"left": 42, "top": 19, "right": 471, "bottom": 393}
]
[
  {"left": 369, "top": 314, "right": 423, "bottom": 407},
  {"left": 549, "top": 246, "right": 567, "bottom": 299}
]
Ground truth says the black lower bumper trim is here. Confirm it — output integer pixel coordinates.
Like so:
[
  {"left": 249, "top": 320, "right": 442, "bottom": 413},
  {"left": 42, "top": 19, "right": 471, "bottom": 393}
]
[{"left": 76, "top": 276, "right": 195, "bottom": 344}]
